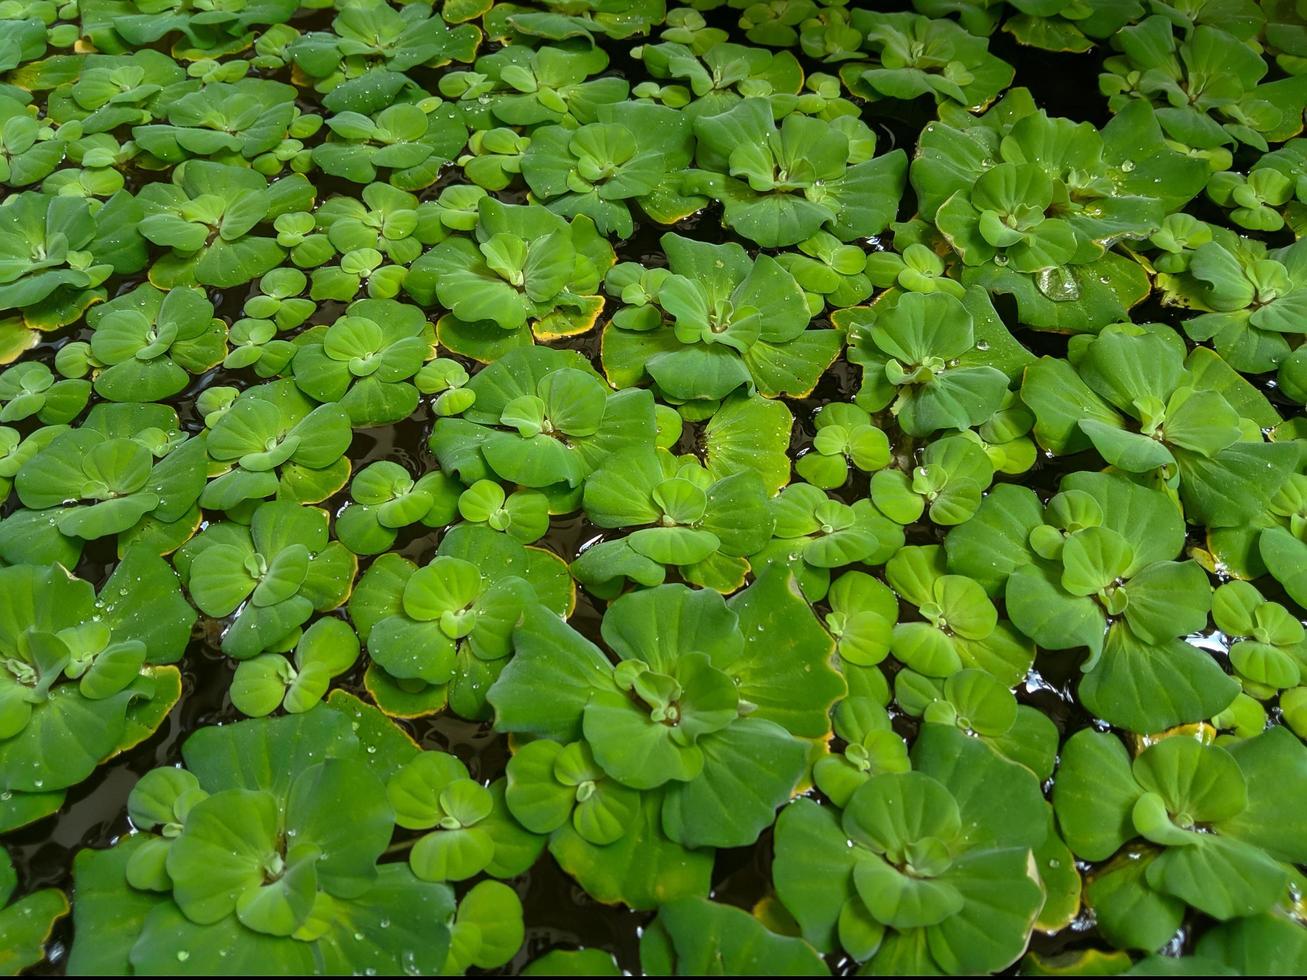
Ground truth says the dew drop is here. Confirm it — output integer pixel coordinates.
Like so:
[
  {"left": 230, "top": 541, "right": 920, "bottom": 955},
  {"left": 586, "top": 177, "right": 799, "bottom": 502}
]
[{"left": 1034, "top": 267, "right": 1081, "bottom": 302}]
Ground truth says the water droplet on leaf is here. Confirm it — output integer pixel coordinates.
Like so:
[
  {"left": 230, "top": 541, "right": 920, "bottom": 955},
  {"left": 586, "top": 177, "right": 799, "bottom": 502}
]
[{"left": 1035, "top": 267, "right": 1081, "bottom": 302}]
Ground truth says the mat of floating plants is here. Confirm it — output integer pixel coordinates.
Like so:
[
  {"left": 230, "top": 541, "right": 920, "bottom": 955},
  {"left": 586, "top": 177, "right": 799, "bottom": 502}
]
[{"left": 1, "top": 0, "right": 1307, "bottom": 976}]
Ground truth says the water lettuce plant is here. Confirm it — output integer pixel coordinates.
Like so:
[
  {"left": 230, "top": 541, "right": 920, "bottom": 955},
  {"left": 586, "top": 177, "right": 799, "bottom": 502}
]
[
  {"left": 632, "top": 36, "right": 802, "bottom": 113},
  {"left": 1102, "top": 15, "right": 1307, "bottom": 152},
  {"left": 520, "top": 100, "right": 702, "bottom": 238},
  {"left": 0, "top": 361, "right": 89, "bottom": 426},
  {"left": 137, "top": 161, "right": 314, "bottom": 289},
  {"left": 1, "top": 402, "right": 206, "bottom": 564},
  {"left": 841, "top": 287, "right": 1027, "bottom": 437},
  {"left": 201, "top": 380, "right": 353, "bottom": 511},
  {"left": 80, "top": 284, "right": 226, "bottom": 402},
  {"left": 1021, "top": 322, "right": 1296, "bottom": 528},
  {"left": 488, "top": 571, "right": 842, "bottom": 907},
  {"left": 290, "top": 298, "right": 436, "bottom": 426},
  {"left": 574, "top": 449, "right": 775, "bottom": 595},
  {"left": 440, "top": 43, "right": 628, "bottom": 128},
  {"left": 229, "top": 617, "right": 359, "bottom": 718},
  {"left": 871, "top": 433, "right": 995, "bottom": 526},
  {"left": 333, "top": 460, "right": 461, "bottom": 556},
  {"left": 312, "top": 101, "right": 468, "bottom": 190},
  {"left": 1213, "top": 580, "right": 1307, "bottom": 696},
  {"left": 0, "top": 547, "right": 192, "bottom": 827},
  {"left": 946, "top": 471, "right": 1236, "bottom": 732},
  {"left": 911, "top": 88, "right": 1207, "bottom": 329},
  {"left": 840, "top": 9, "right": 1015, "bottom": 109},
  {"left": 602, "top": 233, "right": 842, "bottom": 402},
  {"left": 795, "top": 402, "right": 891, "bottom": 489},
  {"left": 66, "top": 705, "right": 462, "bottom": 975},
  {"left": 1054, "top": 727, "right": 1307, "bottom": 944},
  {"left": 0, "top": 190, "right": 145, "bottom": 328},
  {"left": 912, "top": 0, "right": 1148, "bottom": 52},
  {"left": 429, "top": 345, "right": 657, "bottom": 494},
  {"left": 405, "top": 196, "right": 615, "bottom": 356},
  {"left": 3, "top": 2, "right": 1307, "bottom": 976},
  {"left": 130, "top": 77, "right": 305, "bottom": 167},
  {"left": 1153, "top": 227, "right": 1307, "bottom": 374},
  {"left": 174, "top": 500, "right": 356, "bottom": 660},
  {"left": 774, "top": 725, "right": 1051, "bottom": 974},
  {"left": 389, "top": 747, "right": 544, "bottom": 884},
  {"left": 753, "top": 481, "right": 905, "bottom": 601},
  {"left": 349, "top": 524, "right": 572, "bottom": 719},
  {"left": 287, "top": 0, "right": 480, "bottom": 91},
  {"left": 882, "top": 544, "right": 1033, "bottom": 685},
  {"left": 685, "top": 97, "right": 907, "bottom": 247}
]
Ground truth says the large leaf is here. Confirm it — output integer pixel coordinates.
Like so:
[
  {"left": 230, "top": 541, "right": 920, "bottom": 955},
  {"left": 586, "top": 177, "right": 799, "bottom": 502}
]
[
  {"left": 549, "top": 792, "right": 712, "bottom": 911},
  {"left": 641, "top": 898, "right": 828, "bottom": 975}
]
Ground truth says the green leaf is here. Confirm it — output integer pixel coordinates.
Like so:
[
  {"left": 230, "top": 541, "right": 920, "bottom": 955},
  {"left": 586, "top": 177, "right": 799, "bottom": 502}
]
[
  {"left": 549, "top": 791, "right": 712, "bottom": 911},
  {"left": 916, "top": 847, "right": 1045, "bottom": 975},
  {"left": 489, "top": 608, "right": 617, "bottom": 743},
  {"left": 1079, "top": 626, "right": 1239, "bottom": 734},
  {"left": 0, "top": 852, "right": 67, "bottom": 975},
  {"left": 1261, "top": 528, "right": 1307, "bottom": 610},
  {"left": 641, "top": 898, "right": 829, "bottom": 976},
  {"left": 66, "top": 837, "right": 165, "bottom": 976},
  {"left": 165, "top": 787, "right": 284, "bottom": 927},
  {"left": 1087, "top": 853, "right": 1185, "bottom": 953},
  {"left": 523, "top": 948, "right": 620, "bottom": 976},
  {"left": 1146, "top": 832, "right": 1288, "bottom": 920},
  {"left": 1053, "top": 730, "right": 1141, "bottom": 861},
  {"left": 661, "top": 717, "right": 807, "bottom": 849},
  {"left": 446, "top": 880, "right": 524, "bottom": 972},
  {"left": 773, "top": 798, "right": 858, "bottom": 951}
]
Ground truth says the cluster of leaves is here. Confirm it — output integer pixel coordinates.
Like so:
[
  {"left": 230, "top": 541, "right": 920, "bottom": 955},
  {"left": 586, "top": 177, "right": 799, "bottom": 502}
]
[
  {"left": 65, "top": 702, "right": 522, "bottom": 975},
  {"left": 2, "top": 0, "right": 1307, "bottom": 978},
  {"left": 488, "top": 572, "right": 842, "bottom": 908},
  {"left": 0, "top": 548, "right": 193, "bottom": 832}
]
